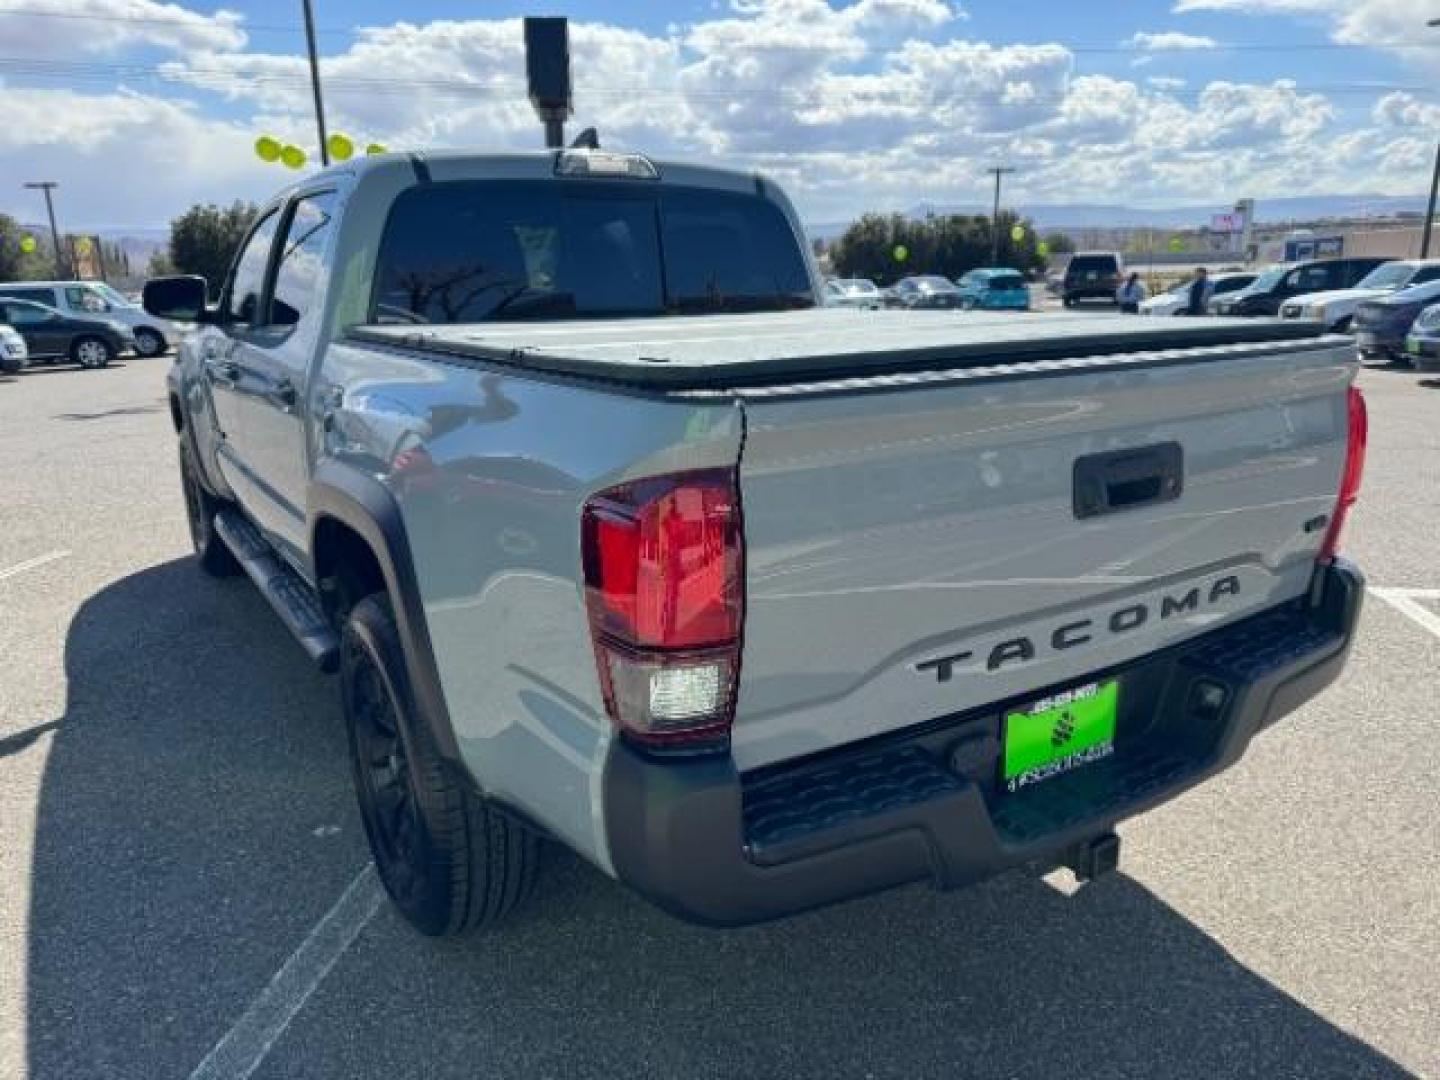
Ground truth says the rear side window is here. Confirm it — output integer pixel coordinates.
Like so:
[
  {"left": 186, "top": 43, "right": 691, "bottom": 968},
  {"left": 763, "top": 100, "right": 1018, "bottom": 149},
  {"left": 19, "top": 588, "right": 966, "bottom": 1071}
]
[
  {"left": 0, "top": 288, "right": 58, "bottom": 306},
  {"left": 988, "top": 273, "right": 1025, "bottom": 291},
  {"left": 1414, "top": 266, "right": 1440, "bottom": 285},
  {"left": 371, "top": 180, "right": 812, "bottom": 324}
]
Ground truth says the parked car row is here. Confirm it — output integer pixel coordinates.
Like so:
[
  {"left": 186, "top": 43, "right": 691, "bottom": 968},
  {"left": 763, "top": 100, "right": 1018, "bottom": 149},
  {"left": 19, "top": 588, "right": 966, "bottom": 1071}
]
[
  {"left": 0, "top": 277, "right": 184, "bottom": 372},
  {"left": 0, "top": 280, "right": 177, "bottom": 357},
  {"left": 824, "top": 269, "right": 1035, "bottom": 312}
]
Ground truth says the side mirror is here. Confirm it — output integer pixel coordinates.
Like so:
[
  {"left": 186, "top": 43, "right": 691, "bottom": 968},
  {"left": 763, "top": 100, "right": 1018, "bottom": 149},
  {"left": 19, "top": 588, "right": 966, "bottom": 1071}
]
[{"left": 143, "top": 275, "right": 212, "bottom": 323}]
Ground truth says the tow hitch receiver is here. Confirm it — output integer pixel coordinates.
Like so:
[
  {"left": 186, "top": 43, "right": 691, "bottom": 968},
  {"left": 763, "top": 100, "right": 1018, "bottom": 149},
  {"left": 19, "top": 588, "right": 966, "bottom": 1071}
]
[{"left": 1065, "top": 832, "right": 1121, "bottom": 882}]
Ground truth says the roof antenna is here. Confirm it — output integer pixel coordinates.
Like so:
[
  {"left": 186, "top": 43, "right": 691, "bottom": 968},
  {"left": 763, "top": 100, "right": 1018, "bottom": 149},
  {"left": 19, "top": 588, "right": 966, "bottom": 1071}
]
[{"left": 570, "top": 127, "right": 599, "bottom": 150}]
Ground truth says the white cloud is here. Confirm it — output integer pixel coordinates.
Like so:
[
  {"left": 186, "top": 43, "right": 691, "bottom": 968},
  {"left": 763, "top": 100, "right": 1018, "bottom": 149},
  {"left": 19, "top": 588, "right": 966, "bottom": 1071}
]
[
  {"left": 1127, "top": 30, "right": 1219, "bottom": 49},
  {"left": 0, "top": 0, "right": 1432, "bottom": 229},
  {"left": 0, "top": 88, "right": 268, "bottom": 227},
  {"left": 1173, "top": 0, "right": 1338, "bottom": 12},
  {"left": 0, "top": 0, "right": 246, "bottom": 59},
  {"left": 1373, "top": 90, "right": 1440, "bottom": 130}
]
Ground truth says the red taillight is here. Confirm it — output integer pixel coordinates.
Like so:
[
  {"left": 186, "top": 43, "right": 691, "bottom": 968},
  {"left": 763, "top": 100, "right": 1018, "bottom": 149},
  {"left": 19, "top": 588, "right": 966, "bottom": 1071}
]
[
  {"left": 1319, "top": 385, "right": 1367, "bottom": 562},
  {"left": 582, "top": 469, "right": 743, "bottom": 751}
]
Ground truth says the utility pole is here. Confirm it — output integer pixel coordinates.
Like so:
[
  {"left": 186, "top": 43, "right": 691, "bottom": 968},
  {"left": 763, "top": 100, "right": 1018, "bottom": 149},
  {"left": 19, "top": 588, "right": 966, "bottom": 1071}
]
[
  {"left": 23, "top": 181, "right": 66, "bottom": 278},
  {"left": 987, "top": 166, "right": 1016, "bottom": 266},
  {"left": 1424, "top": 18, "right": 1440, "bottom": 258},
  {"left": 302, "top": 0, "right": 330, "bottom": 165}
]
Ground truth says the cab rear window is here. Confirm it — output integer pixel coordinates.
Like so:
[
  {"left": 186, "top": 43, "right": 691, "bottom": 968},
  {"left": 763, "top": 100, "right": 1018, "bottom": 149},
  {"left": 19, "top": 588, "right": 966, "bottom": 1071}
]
[{"left": 371, "top": 180, "right": 814, "bottom": 324}]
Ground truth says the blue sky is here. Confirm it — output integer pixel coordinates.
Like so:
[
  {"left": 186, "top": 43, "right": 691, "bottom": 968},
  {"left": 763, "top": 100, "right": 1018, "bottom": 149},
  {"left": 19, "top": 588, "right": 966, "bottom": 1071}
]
[{"left": 2, "top": 0, "right": 1437, "bottom": 229}]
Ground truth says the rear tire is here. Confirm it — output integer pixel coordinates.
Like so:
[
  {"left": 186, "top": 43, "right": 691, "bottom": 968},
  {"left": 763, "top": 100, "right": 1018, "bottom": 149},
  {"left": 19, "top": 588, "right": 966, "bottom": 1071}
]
[
  {"left": 343, "top": 594, "right": 539, "bottom": 936},
  {"left": 178, "top": 441, "right": 240, "bottom": 577},
  {"left": 134, "top": 328, "right": 166, "bottom": 357},
  {"left": 71, "top": 336, "right": 113, "bottom": 369}
]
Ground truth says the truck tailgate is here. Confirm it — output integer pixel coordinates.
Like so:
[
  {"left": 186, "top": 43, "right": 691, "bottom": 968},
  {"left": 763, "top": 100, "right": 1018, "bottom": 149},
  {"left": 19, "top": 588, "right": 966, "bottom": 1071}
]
[{"left": 732, "top": 337, "right": 1355, "bottom": 771}]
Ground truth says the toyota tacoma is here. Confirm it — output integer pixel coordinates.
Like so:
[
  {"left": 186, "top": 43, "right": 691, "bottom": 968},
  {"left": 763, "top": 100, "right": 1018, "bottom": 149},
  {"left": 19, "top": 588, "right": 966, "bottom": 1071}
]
[{"left": 143, "top": 148, "right": 1366, "bottom": 933}]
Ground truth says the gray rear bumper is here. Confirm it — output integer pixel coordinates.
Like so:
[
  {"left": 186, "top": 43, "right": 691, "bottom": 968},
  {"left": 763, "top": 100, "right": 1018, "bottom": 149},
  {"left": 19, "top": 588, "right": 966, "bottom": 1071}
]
[{"left": 602, "top": 559, "right": 1364, "bottom": 927}]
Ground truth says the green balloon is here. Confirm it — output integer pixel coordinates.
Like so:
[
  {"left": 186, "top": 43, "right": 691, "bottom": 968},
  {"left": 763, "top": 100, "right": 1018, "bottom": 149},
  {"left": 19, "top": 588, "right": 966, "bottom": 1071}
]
[
  {"left": 255, "top": 135, "right": 281, "bottom": 163},
  {"left": 1010, "top": 224, "right": 1026, "bottom": 243},
  {"left": 365, "top": 142, "right": 387, "bottom": 156},
  {"left": 893, "top": 244, "right": 909, "bottom": 262},
  {"left": 327, "top": 133, "right": 354, "bottom": 161},
  {"left": 280, "top": 144, "right": 307, "bottom": 170},
  {"left": 1036, "top": 241, "right": 1050, "bottom": 258},
  {"left": 19, "top": 235, "right": 37, "bottom": 254}
]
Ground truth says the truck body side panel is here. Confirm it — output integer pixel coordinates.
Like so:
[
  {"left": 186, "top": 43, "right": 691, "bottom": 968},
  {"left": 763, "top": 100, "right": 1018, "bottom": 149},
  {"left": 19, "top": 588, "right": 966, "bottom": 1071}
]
[{"left": 316, "top": 341, "right": 743, "bottom": 872}]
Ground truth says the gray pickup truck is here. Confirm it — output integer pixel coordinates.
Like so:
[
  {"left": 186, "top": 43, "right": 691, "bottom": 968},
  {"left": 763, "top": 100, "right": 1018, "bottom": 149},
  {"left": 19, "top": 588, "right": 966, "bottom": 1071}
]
[{"left": 143, "top": 148, "right": 1366, "bottom": 934}]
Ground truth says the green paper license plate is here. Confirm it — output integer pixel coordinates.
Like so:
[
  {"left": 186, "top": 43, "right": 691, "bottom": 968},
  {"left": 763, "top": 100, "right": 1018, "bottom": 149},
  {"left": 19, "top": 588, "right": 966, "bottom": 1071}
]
[
  {"left": 1002, "top": 680, "right": 1118, "bottom": 792},
  {"left": 1406, "top": 336, "right": 1421, "bottom": 355}
]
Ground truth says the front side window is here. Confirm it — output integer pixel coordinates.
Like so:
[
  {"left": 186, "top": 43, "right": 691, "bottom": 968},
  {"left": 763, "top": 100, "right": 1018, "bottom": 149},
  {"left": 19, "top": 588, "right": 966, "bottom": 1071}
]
[
  {"left": 65, "top": 286, "right": 108, "bottom": 312},
  {"left": 226, "top": 211, "right": 280, "bottom": 326},
  {"left": 371, "top": 181, "right": 812, "bottom": 324},
  {"left": 271, "top": 192, "right": 336, "bottom": 327}
]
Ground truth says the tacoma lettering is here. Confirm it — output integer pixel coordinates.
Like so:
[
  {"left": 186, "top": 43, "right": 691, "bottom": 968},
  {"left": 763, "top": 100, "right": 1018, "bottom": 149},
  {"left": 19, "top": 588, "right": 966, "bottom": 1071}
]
[{"left": 917, "top": 574, "right": 1244, "bottom": 682}]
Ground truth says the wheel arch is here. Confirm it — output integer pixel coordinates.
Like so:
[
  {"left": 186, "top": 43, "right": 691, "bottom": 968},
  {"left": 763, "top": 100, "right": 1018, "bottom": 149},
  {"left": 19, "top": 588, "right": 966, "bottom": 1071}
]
[{"left": 309, "top": 461, "right": 464, "bottom": 771}]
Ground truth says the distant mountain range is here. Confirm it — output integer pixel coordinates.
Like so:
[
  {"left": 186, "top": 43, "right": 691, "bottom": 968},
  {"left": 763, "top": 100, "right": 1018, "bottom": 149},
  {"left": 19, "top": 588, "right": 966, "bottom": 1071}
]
[{"left": 807, "top": 193, "right": 1432, "bottom": 240}]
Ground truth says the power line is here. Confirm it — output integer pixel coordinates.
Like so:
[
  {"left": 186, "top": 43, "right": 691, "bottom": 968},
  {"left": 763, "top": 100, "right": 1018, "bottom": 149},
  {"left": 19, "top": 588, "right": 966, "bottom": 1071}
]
[{"left": 1, "top": 5, "right": 1439, "bottom": 54}]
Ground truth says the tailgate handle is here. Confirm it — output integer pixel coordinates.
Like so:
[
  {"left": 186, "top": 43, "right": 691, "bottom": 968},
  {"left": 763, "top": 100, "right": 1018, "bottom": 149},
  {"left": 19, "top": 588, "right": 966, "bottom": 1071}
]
[{"left": 1073, "top": 442, "right": 1183, "bottom": 519}]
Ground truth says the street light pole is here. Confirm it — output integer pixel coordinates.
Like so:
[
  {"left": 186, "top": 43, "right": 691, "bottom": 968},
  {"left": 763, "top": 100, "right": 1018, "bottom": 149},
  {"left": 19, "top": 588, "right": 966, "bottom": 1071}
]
[
  {"left": 302, "top": 0, "right": 330, "bottom": 166},
  {"left": 1423, "top": 18, "right": 1440, "bottom": 258},
  {"left": 987, "top": 166, "right": 1016, "bottom": 266},
  {"left": 23, "top": 181, "right": 66, "bottom": 278}
]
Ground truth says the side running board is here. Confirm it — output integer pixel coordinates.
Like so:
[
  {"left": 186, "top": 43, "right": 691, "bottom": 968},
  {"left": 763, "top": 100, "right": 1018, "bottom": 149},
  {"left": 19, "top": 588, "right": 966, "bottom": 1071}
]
[{"left": 212, "top": 508, "right": 339, "bottom": 672}]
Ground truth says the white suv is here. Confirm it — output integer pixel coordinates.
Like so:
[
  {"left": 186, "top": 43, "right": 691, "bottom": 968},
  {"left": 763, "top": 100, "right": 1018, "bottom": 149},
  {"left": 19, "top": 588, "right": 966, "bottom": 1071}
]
[{"left": 0, "top": 280, "right": 176, "bottom": 357}]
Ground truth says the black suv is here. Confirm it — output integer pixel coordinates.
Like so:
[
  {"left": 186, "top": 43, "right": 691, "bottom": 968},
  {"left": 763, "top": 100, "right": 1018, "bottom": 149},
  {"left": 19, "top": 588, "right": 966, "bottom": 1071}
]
[
  {"left": 0, "top": 297, "right": 132, "bottom": 368},
  {"left": 1062, "top": 252, "right": 1123, "bottom": 306},
  {"left": 1210, "top": 257, "right": 1391, "bottom": 317}
]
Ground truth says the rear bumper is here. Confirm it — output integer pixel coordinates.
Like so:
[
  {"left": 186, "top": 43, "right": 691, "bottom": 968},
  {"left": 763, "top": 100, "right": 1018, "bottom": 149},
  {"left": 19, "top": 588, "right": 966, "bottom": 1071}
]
[{"left": 602, "top": 559, "right": 1363, "bottom": 927}]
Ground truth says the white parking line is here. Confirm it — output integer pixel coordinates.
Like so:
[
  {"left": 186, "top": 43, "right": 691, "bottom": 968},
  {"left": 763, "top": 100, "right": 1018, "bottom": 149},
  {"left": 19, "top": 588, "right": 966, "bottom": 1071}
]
[
  {"left": 0, "top": 550, "right": 70, "bottom": 582},
  {"left": 1369, "top": 587, "right": 1440, "bottom": 641},
  {"left": 187, "top": 865, "right": 384, "bottom": 1080}
]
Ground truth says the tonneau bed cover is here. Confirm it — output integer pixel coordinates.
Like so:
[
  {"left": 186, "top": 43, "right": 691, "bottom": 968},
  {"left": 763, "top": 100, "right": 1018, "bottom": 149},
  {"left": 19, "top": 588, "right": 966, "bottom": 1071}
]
[{"left": 348, "top": 309, "right": 1330, "bottom": 391}]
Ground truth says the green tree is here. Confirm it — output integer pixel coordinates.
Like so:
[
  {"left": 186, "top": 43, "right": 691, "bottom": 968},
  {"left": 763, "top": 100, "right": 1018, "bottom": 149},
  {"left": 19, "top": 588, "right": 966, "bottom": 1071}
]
[
  {"left": 147, "top": 249, "right": 176, "bottom": 278},
  {"left": 167, "top": 201, "right": 257, "bottom": 298},
  {"left": 0, "top": 213, "right": 56, "bottom": 282},
  {"left": 831, "top": 210, "right": 1047, "bottom": 284},
  {"left": 1041, "top": 231, "right": 1076, "bottom": 255}
]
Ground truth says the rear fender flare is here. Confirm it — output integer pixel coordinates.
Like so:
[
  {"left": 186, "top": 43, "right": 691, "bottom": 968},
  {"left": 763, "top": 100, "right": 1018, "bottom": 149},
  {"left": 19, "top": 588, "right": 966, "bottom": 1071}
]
[{"left": 307, "top": 461, "right": 462, "bottom": 770}]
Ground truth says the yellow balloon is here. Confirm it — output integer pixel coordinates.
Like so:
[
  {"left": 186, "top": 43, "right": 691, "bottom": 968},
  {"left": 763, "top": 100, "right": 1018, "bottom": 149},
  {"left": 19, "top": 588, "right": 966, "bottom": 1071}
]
[
  {"left": 255, "top": 135, "right": 281, "bottom": 163},
  {"left": 19, "top": 235, "right": 37, "bottom": 254},
  {"left": 1037, "top": 241, "right": 1050, "bottom": 258},
  {"left": 76, "top": 237, "right": 93, "bottom": 256},
  {"left": 280, "top": 144, "right": 307, "bottom": 170},
  {"left": 892, "top": 244, "right": 909, "bottom": 262},
  {"left": 365, "top": 142, "right": 387, "bottom": 156},
  {"left": 1010, "top": 224, "right": 1026, "bottom": 243},
  {"left": 327, "top": 133, "right": 354, "bottom": 161}
]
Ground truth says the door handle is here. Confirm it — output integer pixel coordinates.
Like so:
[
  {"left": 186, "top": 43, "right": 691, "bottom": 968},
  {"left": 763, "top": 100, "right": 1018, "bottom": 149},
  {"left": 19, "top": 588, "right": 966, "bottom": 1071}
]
[
  {"left": 206, "top": 357, "right": 239, "bottom": 383},
  {"left": 272, "top": 377, "right": 298, "bottom": 409}
]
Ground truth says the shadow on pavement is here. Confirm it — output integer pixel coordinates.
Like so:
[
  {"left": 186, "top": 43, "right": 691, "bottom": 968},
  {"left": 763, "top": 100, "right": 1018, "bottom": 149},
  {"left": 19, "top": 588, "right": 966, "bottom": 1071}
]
[
  {"left": 267, "top": 846, "right": 1411, "bottom": 1080},
  {"left": 27, "top": 557, "right": 368, "bottom": 1080},
  {"left": 30, "top": 562, "right": 1409, "bottom": 1080}
]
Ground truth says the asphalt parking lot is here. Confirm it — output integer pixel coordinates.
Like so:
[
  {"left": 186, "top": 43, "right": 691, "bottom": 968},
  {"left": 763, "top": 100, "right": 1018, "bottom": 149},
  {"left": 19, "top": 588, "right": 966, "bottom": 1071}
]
[{"left": 2, "top": 349, "right": 1438, "bottom": 1080}]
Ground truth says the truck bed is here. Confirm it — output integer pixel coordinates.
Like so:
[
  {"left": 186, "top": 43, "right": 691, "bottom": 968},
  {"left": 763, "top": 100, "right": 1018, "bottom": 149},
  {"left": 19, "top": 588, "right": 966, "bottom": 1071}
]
[{"left": 349, "top": 309, "right": 1329, "bottom": 391}]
